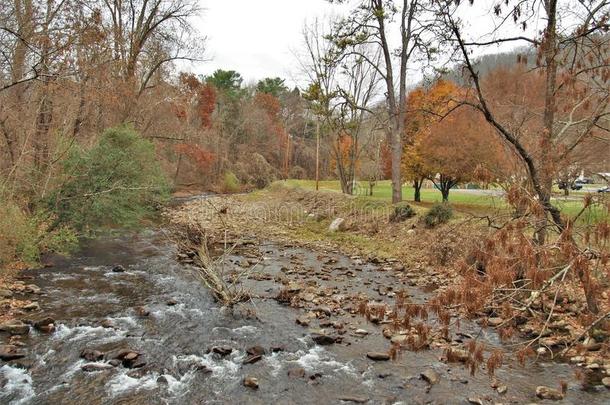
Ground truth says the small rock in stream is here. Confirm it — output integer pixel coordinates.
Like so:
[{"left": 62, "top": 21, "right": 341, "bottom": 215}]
[
  {"left": 81, "top": 363, "right": 114, "bottom": 372},
  {"left": 535, "top": 386, "right": 564, "bottom": 400},
  {"left": 135, "top": 306, "right": 150, "bottom": 317},
  {"left": 112, "top": 265, "right": 126, "bottom": 273},
  {"left": 296, "top": 316, "right": 310, "bottom": 327},
  {"left": 0, "top": 289, "right": 13, "bottom": 298},
  {"left": 23, "top": 302, "right": 41, "bottom": 311},
  {"left": 33, "top": 317, "right": 55, "bottom": 333},
  {"left": 421, "top": 369, "right": 440, "bottom": 385},
  {"left": 311, "top": 333, "right": 336, "bottom": 346},
  {"left": 212, "top": 346, "right": 233, "bottom": 356},
  {"left": 242, "top": 354, "right": 263, "bottom": 365},
  {"left": 0, "top": 344, "right": 26, "bottom": 360},
  {"left": 243, "top": 376, "right": 259, "bottom": 389},
  {"left": 337, "top": 395, "right": 368, "bottom": 403},
  {"left": 246, "top": 346, "right": 266, "bottom": 356},
  {"left": 467, "top": 396, "right": 483, "bottom": 405},
  {"left": 166, "top": 299, "right": 178, "bottom": 306},
  {"left": 366, "top": 352, "right": 390, "bottom": 361},
  {"left": 0, "top": 320, "right": 30, "bottom": 335},
  {"left": 287, "top": 367, "right": 306, "bottom": 378},
  {"left": 80, "top": 348, "right": 104, "bottom": 362}
]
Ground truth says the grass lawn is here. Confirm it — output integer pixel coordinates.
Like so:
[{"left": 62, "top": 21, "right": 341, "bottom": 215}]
[{"left": 281, "top": 179, "right": 608, "bottom": 224}]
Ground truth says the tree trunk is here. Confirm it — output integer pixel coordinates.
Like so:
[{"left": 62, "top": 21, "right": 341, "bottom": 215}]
[
  {"left": 563, "top": 187, "right": 569, "bottom": 196},
  {"left": 537, "top": 0, "right": 559, "bottom": 245},
  {"left": 390, "top": 128, "right": 402, "bottom": 203},
  {"left": 441, "top": 186, "right": 450, "bottom": 202},
  {"left": 413, "top": 178, "right": 422, "bottom": 202}
]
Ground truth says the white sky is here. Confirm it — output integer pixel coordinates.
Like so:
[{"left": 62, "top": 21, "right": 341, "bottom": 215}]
[
  {"left": 189, "top": 1, "right": 528, "bottom": 88},
  {"left": 192, "top": 0, "right": 344, "bottom": 87}
]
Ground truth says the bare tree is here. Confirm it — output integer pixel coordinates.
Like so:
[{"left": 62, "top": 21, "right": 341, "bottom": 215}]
[
  {"left": 436, "top": 0, "right": 609, "bottom": 242},
  {"left": 328, "top": 0, "right": 436, "bottom": 202}
]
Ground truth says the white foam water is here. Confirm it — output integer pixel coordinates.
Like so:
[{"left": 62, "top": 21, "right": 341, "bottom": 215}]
[
  {"left": 107, "top": 370, "right": 158, "bottom": 395},
  {"left": 292, "top": 346, "right": 356, "bottom": 376},
  {"left": 174, "top": 353, "right": 242, "bottom": 380},
  {"left": 52, "top": 324, "right": 126, "bottom": 343},
  {"left": 0, "top": 365, "right": 35, "bottom": 405}
]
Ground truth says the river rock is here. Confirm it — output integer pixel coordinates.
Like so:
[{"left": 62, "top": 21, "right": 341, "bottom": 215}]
[
  {"left": 602, "top": 377, "right": 610, "bottom": 388},
  {"left": 487, "top": 317, "right": 504, "bottom": 327},
  {"left": 421, "top": 369, "right": 440, "bottom": 385},
  {"left": 111, "top": 265, "right": 126, "bottom": 273},
  {"left": 135, "top": 306, "right": 150, "bottom": 317},
  {"left": 81, "top": 363, "right": 114, "bottom": 372},
  {"left": 246, "top": 346, "right": 266, "bottom": 356},
  {"left": 354, "top": 329, "right": 369, "bottom": 337},
  {"left": 535, "top": 386, "right": 564, "bottom": 400},
  {"left": 100, "top": 319, "right": 114, "bottom": 328},
  {"left": 0, "top": 289, "right": 12, "bottom": 298},
  {"left": 311, "top": 333, "right": 336, "bottom": 345},
  {"left": 212, "top": 346, "right": 232, "bottom": 356},
  {"left": 296, "top": 316, "right": 310, "bottom": 326},
  {"left": 243, "top": 354, "right": 263, "bottom": 365},
  {"left": 337, "top": 396, "right": 368, "bottom": 403},
  {"left": 124, "top": 355, "right": 146, "bottom": 369},
  {"left": 0, "top": 344, "right": 26, "bottom": 360},
  {"left": 23, "top": 302, "right": 41, "bottom": 311},
  {"left": 0, "top": 320, "right": 30, "bottom": 335},
  {"left": 24, "top": 284, "right": 41, "bottom": 294},
  {"left": 328, "top": 218, "right": 346, "bottom": 232},
  {"left": 497, "top": 384, "right": 508, "bottom": 395},
  {"left": 287, "top": 367, "right": 306, "bottom": 378},
  {"left": 166, "top": 298, "right": 178, "bottom": 306},
  {"left": 366, "top": 352, "right": 390, "bottom": 361},
  {"left": 467, "top": 396, "right": 483, "bottom": 405},
  {"left": 80, "top": 348, "right": 104, "bottom": 362},
  {"left": 243, "top": 376, "right": 259, "bottom": 389},
  {"left": 33, "top": 317, "right": 55, "bottom": 333}
]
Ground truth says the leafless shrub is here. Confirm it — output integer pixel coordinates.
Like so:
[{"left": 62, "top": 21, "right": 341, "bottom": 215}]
[{"left": 171, "top": 221, "right": 256, "bottom": 311}]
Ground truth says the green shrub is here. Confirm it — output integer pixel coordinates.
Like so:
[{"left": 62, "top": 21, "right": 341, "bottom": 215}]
[
  {"left": 0, "top": 193, "right": 77, "bottom": 266},
  {"left": 424, "top": 203, "right": 453, "bottom": 227},
  {"left": 389, "top": 202, "right": 416, "bottom": 223},
  {"left": 222, "top": 171, "right": 241, "bottom": 193},
  {"left": 49, "top": 125, "right": 169, "bottom": 231}
]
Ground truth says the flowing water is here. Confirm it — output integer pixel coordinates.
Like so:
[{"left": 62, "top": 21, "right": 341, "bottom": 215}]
[{"left": 1, "top": 227, "right": 609, "bottom": 404}]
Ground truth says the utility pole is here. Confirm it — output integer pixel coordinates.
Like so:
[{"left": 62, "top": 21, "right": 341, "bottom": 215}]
[{"left": 315, "top": 119, "right": 320, "bottom": 191}]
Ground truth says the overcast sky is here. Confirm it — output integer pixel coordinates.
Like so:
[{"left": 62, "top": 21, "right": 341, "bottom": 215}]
[
  {"left": 192, "top": 0, "right": 344, "bottom": 87},
  {"left": 190, "top": 1, "right": 527, "bottom": 88}
]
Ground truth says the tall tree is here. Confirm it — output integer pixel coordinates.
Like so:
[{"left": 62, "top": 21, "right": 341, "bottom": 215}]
[
  {"left": 436, "top": 0, "right": 609, "bottom": 243},
  {"left": 329, "top": 0, "right": 435, "bottom": 202}
]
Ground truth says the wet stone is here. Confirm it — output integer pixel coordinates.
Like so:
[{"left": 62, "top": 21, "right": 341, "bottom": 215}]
[
  {"left": 81, "top": 363, "right": 114, "bottom": 372},
  {"left": 287, "top": 367, "right": 306, "bottom": 378},
  {"left": 366, "top": 352, "right": 390, "bottom": 361},
  {"left": 33, "top": 317, "right": 55, "bottom": 332},
  {"left": 0, "top": 344, "right": 26, "bottom": 361},
  {"left": 111, "top": 265, "right": 126, "bottom": 273},
  {"left": 80, "top": 348, "right": 104, "bottom": 362},
  {"left": 0, "top": 320, "right": 30, "bottom": 335},
  {"left": 212, "top": 346, "right": 232, "bottom": 356},
  {"left": 337, "top": 395, "right": 368, "bottom": 403},
  {"left": 536, "top": 386, "right": 564, "bottom": 400},
  {"left": 243, "top": 376, "right": 259, "bottom": 389},
  {"left": 421, "top": 369, "right": 440, "bottom": 385},
  {"left": 311, "top": 333, "right": 336, "bottom": 345},
  {"left": 243, "top": 354, "right": 263, "bottom": 365}
]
